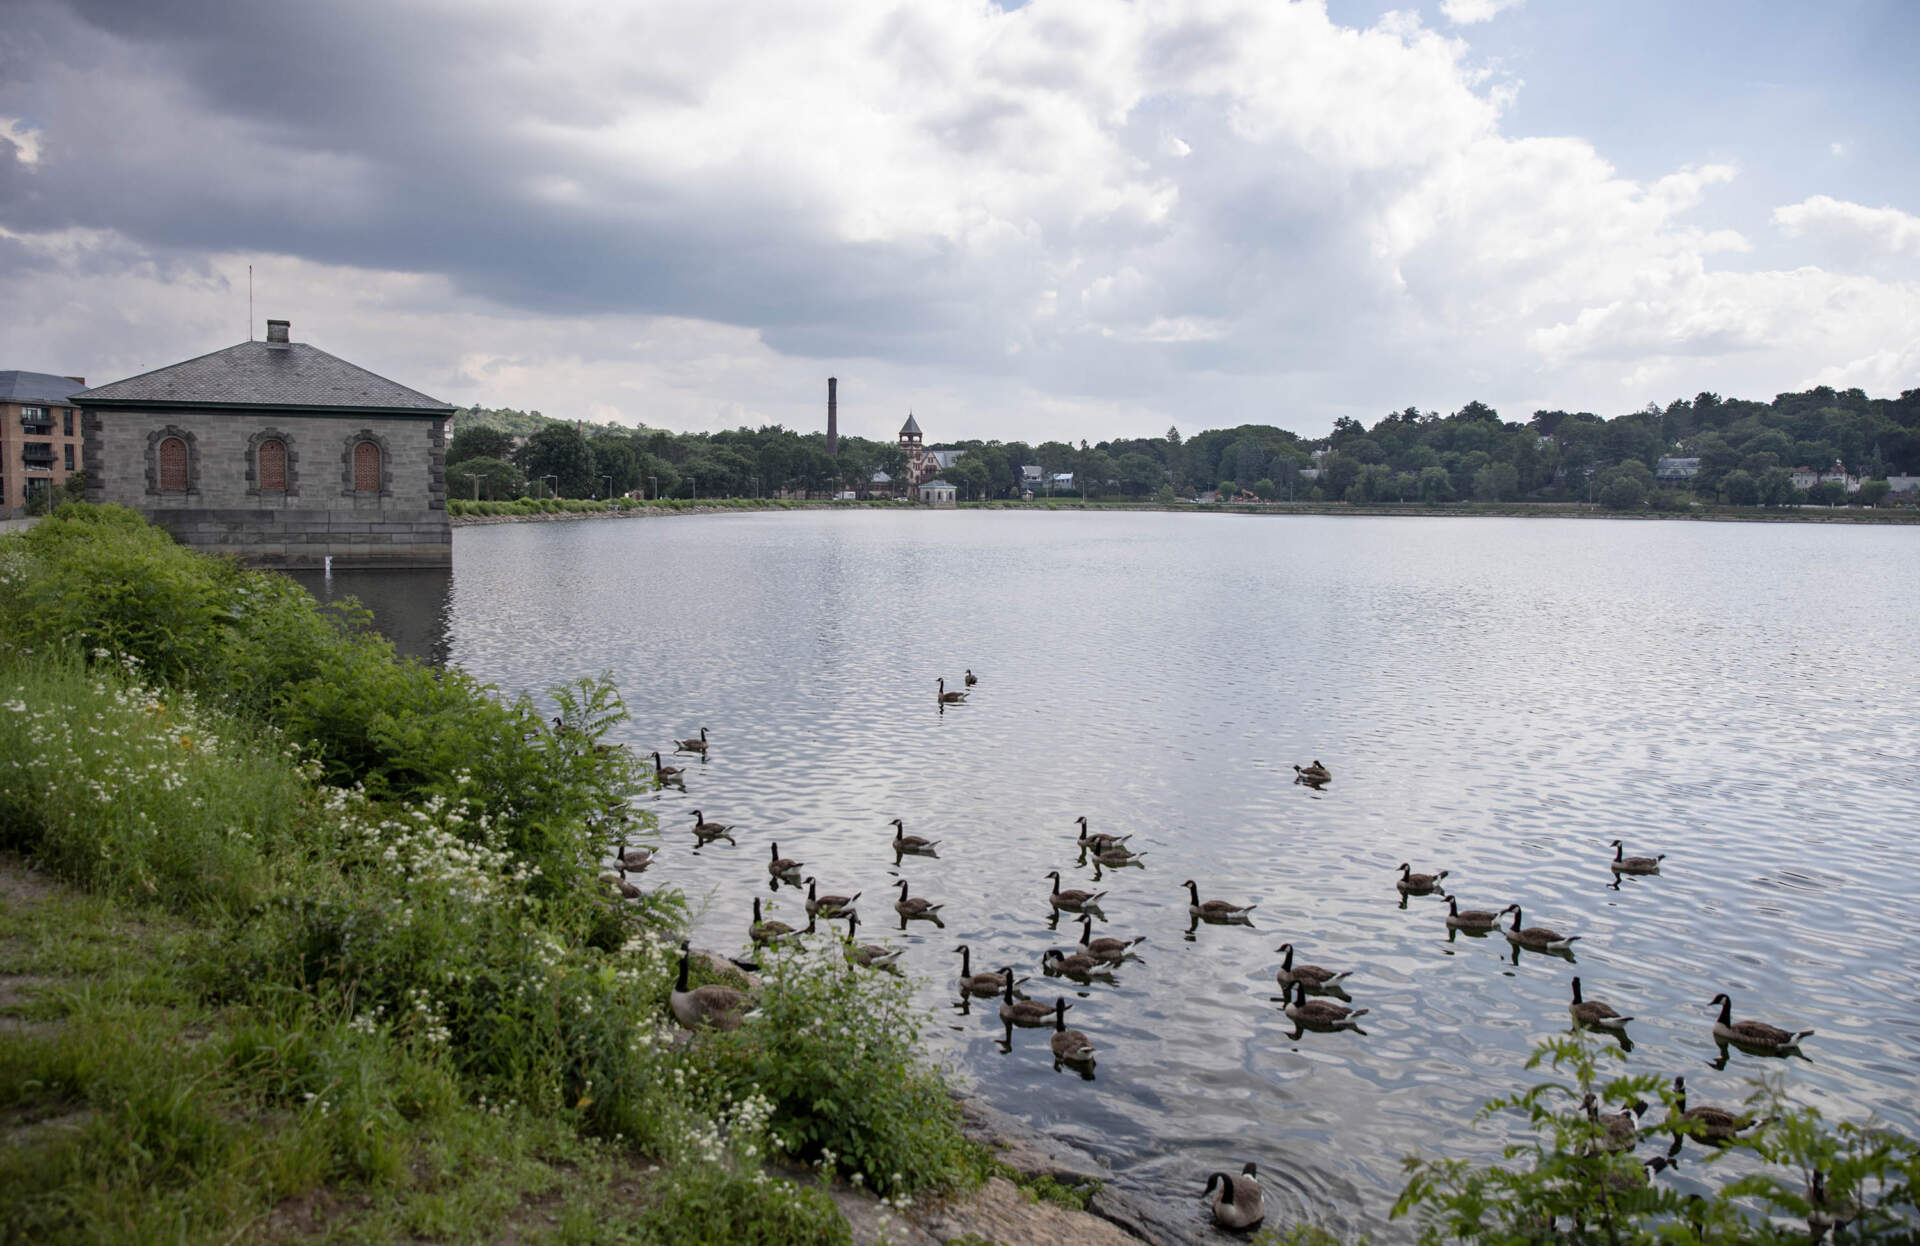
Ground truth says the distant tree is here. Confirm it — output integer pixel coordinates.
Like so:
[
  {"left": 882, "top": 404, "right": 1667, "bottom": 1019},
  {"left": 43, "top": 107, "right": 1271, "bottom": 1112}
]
[
  {"left": 61, "top": 470, "right": 87, "bottom": 503},
  {"left": 1472, "top": 462, "right": 1520, "bottom": 502},
  {"left": 1036, "top": 440, "right": 1076, "bottom": 474},
  {"left": 1805, "top": 480, "right": 1847, "bottom": 507},
  {"left": 1216, "top": 479, "right": 1237, "bottom": 499},
  {"left": 447, "top": 456, "right": 526, "bottom": 500},
  {"left": 1721, "top": 470, "right": 1758, "bottom": 505},
  {"left": 1758, "top": 467, "right": 1798, "bottom": 507},
  {"left": 1117, "top": 452, "right": 1162, "bottom": 496},
  {"left": 1252, "top": 477, "right": 1276, "bottom": 500},
  {"left": 1859, "top": 479, "right": 1892, "bottom": 507},
  {"left": 1319, "top": 452, "right": 1361, "bottom": 496},
  {"left": 516, "top": 424, "right": 596, "bottom": 497},
  {"left": 1599, "top": 473, "right": 1647, "bottom": 510},
  {"left": 448, "top": 425, "right": 516, "bottom": 465},
  {"left": 1456, "top": 399, "right": 1500, "bottom": 422},
  {"left": 1418, "top": 465, "right": 1453, "bottom": 503}
]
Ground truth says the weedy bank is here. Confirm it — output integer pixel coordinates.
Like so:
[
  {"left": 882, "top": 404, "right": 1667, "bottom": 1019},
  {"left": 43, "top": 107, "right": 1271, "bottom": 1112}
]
[{"left": 0, "top": 504, "right": 985, "bottom": 1245}]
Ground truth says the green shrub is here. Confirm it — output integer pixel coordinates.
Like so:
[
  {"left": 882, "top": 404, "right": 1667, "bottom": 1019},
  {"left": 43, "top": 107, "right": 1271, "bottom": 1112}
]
[{"left": 1393, "top": 1035, "right": 1920, "bottom": 1244}]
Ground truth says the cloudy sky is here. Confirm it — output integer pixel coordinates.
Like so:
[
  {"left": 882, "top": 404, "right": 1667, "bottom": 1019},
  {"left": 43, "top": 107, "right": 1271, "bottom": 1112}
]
[{"left": 3, "top": 0, "right": 1916, "bottom": 443}]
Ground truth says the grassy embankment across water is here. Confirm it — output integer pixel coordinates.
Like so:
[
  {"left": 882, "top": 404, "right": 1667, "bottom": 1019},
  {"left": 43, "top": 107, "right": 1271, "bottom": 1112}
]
[
  {"left": 0, "top": 504, "right": 994, "bottom": 1245},
  {"left": 447, "top": 495, "right": 1920, "bottom": 526}
]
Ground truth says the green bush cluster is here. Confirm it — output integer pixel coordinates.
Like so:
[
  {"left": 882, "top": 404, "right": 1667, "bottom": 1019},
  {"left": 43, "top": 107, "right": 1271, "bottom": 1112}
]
[{"left": 0, "top": 506, "right": 988, "bottom": 1242}]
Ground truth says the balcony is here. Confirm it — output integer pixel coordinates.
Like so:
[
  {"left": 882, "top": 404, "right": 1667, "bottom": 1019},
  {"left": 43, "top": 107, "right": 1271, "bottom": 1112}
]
[
  {"left": 20, "top": 412, "right": 54, "bottom": 432},
  {"left": 21, "top": 443, "right": 57, "bottom": 467}
]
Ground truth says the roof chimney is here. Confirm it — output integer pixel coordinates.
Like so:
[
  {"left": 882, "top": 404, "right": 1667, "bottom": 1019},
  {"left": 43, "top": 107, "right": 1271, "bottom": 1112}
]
[
  {"left": 66, "top": 376, "right": 85, "bottom": 386},
  {"left": 265, "top": 319, "right": 290, "bottom": 346}
]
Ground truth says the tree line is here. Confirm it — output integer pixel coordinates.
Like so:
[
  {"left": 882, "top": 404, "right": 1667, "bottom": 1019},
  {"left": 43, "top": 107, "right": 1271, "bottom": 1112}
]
[{"left": 443, "top": 385, "right": 1920, "bottom": 509}]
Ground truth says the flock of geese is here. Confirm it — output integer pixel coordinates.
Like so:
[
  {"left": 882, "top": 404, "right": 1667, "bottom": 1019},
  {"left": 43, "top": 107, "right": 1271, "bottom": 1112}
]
[{"left": 597, "top": 679, "right": 1833, "bottom": 1237}]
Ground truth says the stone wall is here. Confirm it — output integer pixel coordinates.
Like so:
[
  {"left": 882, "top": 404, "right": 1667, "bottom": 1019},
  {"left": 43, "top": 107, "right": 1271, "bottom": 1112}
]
[{"left": 83, "top": 407, "right": 449, "bottom": 568}]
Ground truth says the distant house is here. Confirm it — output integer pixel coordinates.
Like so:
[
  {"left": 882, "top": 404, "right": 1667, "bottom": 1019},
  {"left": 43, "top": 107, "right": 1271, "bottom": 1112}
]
[
  {"left": 917, "top": 478, "right": 957, "bottom": 507},
  {"left": 1, "top": 369, "right": 87, "bottom": 518},
  {"left": 1886, "top": 474, "right": 1920, "bottom": 495},
  {"left": 1655, "top": 456, "right": 1701, "bottom": 482},
  {"left": 868, "top": 469, "right": 894, "bottom": 499},
  {"left": 76, "top": 318, "right": 454, "bottom": 568},
  {"left": 1049, "top": 472, "right": 1074, "bottom": 491},
  {"left": 1791, "top": 459, "right": 1859, "bottom": 494},
  {"left": 927, "top": 448, "right": 965, "bottom": 472},
  {"left": 1297, "top": 467, "right": 1322, "bottom": 482},
  {"left": 1020, "top": 464, "right": 1043, "bottom": 487}
]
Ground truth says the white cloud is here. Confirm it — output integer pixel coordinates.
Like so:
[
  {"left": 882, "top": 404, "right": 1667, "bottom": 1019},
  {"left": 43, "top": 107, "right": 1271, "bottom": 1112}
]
[
  {"left": 0, "top": 117, "right": 40, "bottom": 165},
  {"left": 1, "top": 0, "right": 1914, "bottom": 441},
  {"left": 1773, "top": 194, "right": 1920, "bottom": 259},
  {"left": 1440, "top": 0, "right": 1528, "bottom": 25}
]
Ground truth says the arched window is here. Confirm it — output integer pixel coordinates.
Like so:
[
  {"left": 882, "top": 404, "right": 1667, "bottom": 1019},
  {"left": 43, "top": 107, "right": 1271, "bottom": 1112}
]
[
  {"left": 158, "top": 436, "right": 188, "bottom": 491},
  {"left": 352, "top": 440, "right": 381, "bottom": 493},
  {"left": 258, "top": 438, "right": 287, "bottom": 490}
]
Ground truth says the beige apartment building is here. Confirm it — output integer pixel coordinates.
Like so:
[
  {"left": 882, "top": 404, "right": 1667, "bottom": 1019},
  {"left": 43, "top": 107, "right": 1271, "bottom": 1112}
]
[{"left": 1, "top": 370, "right": 87, "bottom": 518}]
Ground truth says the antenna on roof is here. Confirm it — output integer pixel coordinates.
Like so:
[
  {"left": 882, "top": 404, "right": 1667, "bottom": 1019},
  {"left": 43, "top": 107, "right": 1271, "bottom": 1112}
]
[{"left": 248, "top": 264, "right": 253, "bottom": 341}]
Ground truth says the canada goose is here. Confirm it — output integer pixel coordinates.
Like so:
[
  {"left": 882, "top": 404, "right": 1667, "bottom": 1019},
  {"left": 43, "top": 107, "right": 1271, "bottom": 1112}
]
[
  {"left": 1045, "top": 870, "right": 1106, "bottom": 912},
  {"left": 803, "top": 876, "right": 860, "bottom": 919},
  {"left": 1072, "top": 816, "right": 1131, "bottom": 853},
  {"left": 955, "top": 945, "right": 1019, "bottom": 996},
  {"left": 673, "top": 727, "right": 710, "bottom": 753},
  {"left": 749, "top": 897, "right": 802, "bottom": 946},
  {"left": 688, "top": 810, "right": 735, "bottom": 841},
  {"left": 1501, "top": 905, "right": 1580, "bottom": 952},
  {"left": 1092, "top": 844, "right": 1145, "bottom": 867},
  {"left": 551, "top": 716, "right": 575, "bottom": 736},
  {"left": 651, "top": 751, "right": 684, "bottom": 782},
  {"left": 1041, "top": 947, "right": 1113, "bottom": 982},
  {"left": 669, "top": 940, "right": 753, "bottom": 1031},
  {"left": 1292, "top": 759, "right": 1331, "bottom": 782},
  {"left": 1182, "top": 879, "right": 1256, "bottom": 923},
  {"left": 842, "top": 913, "right": 903, "bottom": 969},
  {"left": 999, "top": 968, "right": 1059, "bottom": 1027},
  {"left": 964, "top": 669, "right": 978, "bottom": 687},
  {"left": 1202, "top": 1163, "right": 1265, "bottom": 1231},
  {"left": 894, "top": 879, "right": 943, "bottom": 919},
  {"left": 1609, "top": 839, "right": 1664, "bottom": 875},
  {"left": 613, "top": 841, "right": 655, "bottom": 870},
  {"left": 1582, "top": 1093, "right": 1645, "bottom": 1154},
  {"left": 1807, "top": 1168, "right": 1860, "bottom": 1237},
  {"left": 1076, "top": 914, "right": 1144, "bottom": 962},
  {"left": 1709, "top": 992, "right": 1813, "bottom": 1052},
  {"left": 766, "top": 842, "right": 803, "bottom": 881},
  {"left": 1601, "top": 1154, "right": 1673, "bottom": 1194},
  {"left": 1443, "top": 894, "right": 1499, "bottom": 931},
  {"left": 1274, "top": 943, "right": 1352, "bottom": 991},
  {"left": 1049, "top": 998, "right": 1096, "bottom": 1065},
  {"left": 1396, "top": 862, "right": 1449, "bottom": 894},
  {"left": 1670, "top": 1076, "right": 1756, "bottom": 1143},
  {"left": 600, "top": 866, "right": 641, "bottom": 900},
  {"left": 937, "top": 677, "right": 968, "bottom": 703},
  {"left": 888, "top": 818, "right": 940, "bottom": 855},
  {"left": 1284, "top": 979, "right": 1368, "bottom": 1029},
  {"left": 1569, "top": 978, "right": 1633, "bottom": 1032}
]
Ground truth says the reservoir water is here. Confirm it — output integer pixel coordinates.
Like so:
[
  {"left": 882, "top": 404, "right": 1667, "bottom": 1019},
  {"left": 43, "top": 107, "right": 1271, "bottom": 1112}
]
[{"left": 342, "top": 511, "right": 1920, "bottom": 1239}]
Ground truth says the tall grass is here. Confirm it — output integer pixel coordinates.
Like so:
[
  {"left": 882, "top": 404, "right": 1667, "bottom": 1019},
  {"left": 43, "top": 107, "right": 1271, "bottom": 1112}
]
[{"left": 0, "top": 505, "right": 986, "bottom": 1243}]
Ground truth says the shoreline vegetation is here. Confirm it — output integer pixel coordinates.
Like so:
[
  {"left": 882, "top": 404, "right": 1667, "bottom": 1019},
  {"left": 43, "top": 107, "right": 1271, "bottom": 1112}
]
[
  {"left": 4, "top": 505, "right": 1916, "bottom": 1245},
  {"left": 449, "top": 496, "right": 1920, "bottom": 527}
]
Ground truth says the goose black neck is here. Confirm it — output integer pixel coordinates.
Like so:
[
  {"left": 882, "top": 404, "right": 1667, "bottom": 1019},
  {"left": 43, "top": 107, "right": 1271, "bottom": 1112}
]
[
  {"left": 1211, "top": 1172, "right": 1236, "bottom": 1205},
  {"left": 1509, "top": 907, "right": 1523, "bottom": 929},
  {"left": 1280, "top": 944, "right": 1294, "bottom": 969},
  {"left": 753, "top": 897, "right": 763, "bottom": 920},
  {"left": 1077, "top": 915, "right": 1092, "bottom": 947},
  {"left": 958, "top": 946, "right": 971, "bottom": 976},
  {"left": 1613, "top": 841, "right": 1625, "bottom": 861},
  {"left": 1002, "top": 971, "right": 1016, "bottom": 1002},
  {"left": 1716, "top": 995, "right": 1732, "bottom": 1025},
  {"left": 675, "top": 947, "right": 690, "bottom": 992},
  {"left": 1055, "top": 998, "right": 1068, "bottom": 1029},
  {"left": 1571, "top": 977, "right": 1583, "bottom": 1003},
  {"left": 1185, "top": 880, "right": 1199, "bottom": 904}
]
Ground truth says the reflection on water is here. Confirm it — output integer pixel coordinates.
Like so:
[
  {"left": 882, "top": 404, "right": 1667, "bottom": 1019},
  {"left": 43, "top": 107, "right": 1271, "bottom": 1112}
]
[
  {"left": 434, "top": 512, "right": 1919, "bottom": 1241},
  {"left": 286, "top": 567, "right": 452, "bottom": 665}
]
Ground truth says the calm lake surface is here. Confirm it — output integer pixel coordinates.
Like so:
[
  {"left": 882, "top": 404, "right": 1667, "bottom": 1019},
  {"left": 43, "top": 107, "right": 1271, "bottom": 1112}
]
[{"left": 343, "top": 511, "right": 1920, "bottom": 1239}]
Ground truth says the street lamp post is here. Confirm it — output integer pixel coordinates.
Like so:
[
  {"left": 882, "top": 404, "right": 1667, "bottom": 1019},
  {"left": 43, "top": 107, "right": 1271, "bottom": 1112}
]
[
  {"left": 690, "top": 476, "right": 697, "bottom": 502},
  {"left": 648, "top": 475, "right": 657, "bottom": 501},
  {"left": 600, "top": 473, "right": 613, "bottom": 500},
  {"left": 544, "top": 474, "right": 559, "bottom": 500}
]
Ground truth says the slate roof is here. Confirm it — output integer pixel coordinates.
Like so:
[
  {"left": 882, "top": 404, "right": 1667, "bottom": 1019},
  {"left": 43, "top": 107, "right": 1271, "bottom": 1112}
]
[
  {"left": 920, "top": 479, "right": 953, "bottom": 489},
  {"left": 74, "top": 340, "right": 452, "bottom": 413},
  {"left": 900, "top": 413, "right": 922, "bottom": 437},
  {"left": 0, "top": 370, "right": 87, "bottom": 405}
]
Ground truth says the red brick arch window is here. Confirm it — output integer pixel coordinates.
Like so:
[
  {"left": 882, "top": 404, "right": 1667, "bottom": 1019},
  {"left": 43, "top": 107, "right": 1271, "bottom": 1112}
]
[
  {"left": 258, "top": 438, "right": 287, "bottom": 490},
  {"left": 158, "top": 436, "right": 188, "bottom": 491},
  {"left": 352, "top": 440, "right": 382, "bottom": 493}
]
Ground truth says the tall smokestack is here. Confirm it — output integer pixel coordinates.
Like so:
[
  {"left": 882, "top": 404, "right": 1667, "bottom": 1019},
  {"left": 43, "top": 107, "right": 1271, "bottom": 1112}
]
[{"left": 826, "top": 376, "right": 838, "bottom": 457}]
